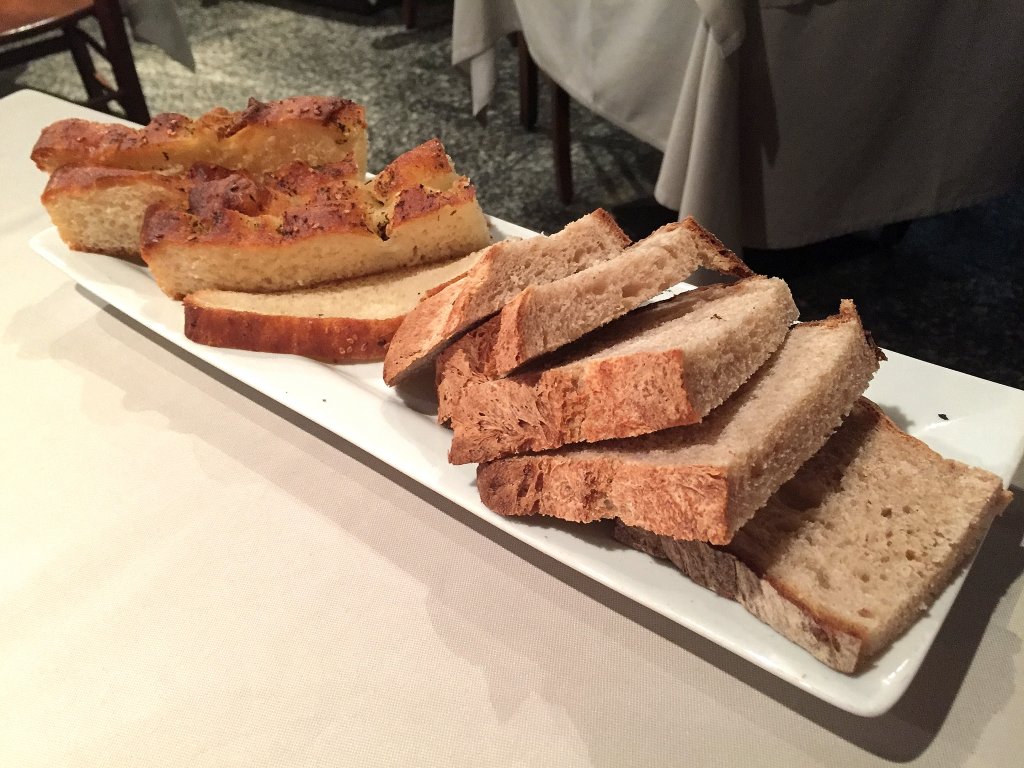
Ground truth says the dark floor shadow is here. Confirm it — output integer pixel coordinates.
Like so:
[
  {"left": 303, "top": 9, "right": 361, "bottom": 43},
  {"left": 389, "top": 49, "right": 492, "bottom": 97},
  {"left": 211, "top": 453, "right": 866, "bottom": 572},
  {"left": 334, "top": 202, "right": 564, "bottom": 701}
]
[
  {"left": 250, "top": 0, "right": 402, "bottom": 27},
  {"left": 389, "top": 363, "right": 440, "bottom": 416}
]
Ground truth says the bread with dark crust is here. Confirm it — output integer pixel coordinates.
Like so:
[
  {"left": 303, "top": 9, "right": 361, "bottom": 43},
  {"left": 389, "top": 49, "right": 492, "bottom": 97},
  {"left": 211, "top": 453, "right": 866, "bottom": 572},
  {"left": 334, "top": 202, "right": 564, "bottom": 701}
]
[
  {"left": 382, "top": 209, "right": 631, "bottom": 385},
  {"left": 476, "top": 301, "right": 881, "bottom": 545},
  {"left": 31, "top": 96, "right": 368, "bottom": 175},
  {"left": 447, "top": 276, "right": 798, "bottom": 463},
  {"left": 435, "top": 216, "right": 753, "bottom": 425},
  {"left": 613, "top": 398, "right": 1013, "bottom": 672},
  {"left": 140, "top": 138, "right": 492, "bottom": 299}
]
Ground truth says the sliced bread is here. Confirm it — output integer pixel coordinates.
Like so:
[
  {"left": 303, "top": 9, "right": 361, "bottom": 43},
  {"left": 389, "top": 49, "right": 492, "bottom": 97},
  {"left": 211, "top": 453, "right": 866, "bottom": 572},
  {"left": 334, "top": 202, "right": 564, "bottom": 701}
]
[
  {"left": 40, "top": 165, "right": 189, "bottom": 261},
  {"left": 382, "top": 209, "right": 632, "bottom": 384},
  {"left": 32, "top": 96, "right": 368, "bottom": 175},
  {"left": 38, "top": 152, "right": 364, "bottom": 262},
  {"left": 435, "top": 218, "right": 752, "bottom": 425},
  {"left": 140, "top": 139, "right": 492, "bottom": 299},
  {"left": 183, "top": 250, "right": 482, "bottom": 362},
  {"left": 484, "top": 217, "right": 751, "bottom": 376},
  {"left": 449, "top": 276, "right": 799, "bottom": 463},
  {"left": 476, "top": 301, "right": 881, "bottom": 544},
  {"left": 615, "top": 398, "right": 1013, "bottom": 672}
]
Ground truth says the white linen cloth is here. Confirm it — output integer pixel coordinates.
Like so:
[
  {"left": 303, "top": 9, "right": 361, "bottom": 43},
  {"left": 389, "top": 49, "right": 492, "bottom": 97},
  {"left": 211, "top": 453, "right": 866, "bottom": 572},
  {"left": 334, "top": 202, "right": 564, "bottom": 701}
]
[{"left": 452, "top": 0, "right": 1024, "bottom": 249}]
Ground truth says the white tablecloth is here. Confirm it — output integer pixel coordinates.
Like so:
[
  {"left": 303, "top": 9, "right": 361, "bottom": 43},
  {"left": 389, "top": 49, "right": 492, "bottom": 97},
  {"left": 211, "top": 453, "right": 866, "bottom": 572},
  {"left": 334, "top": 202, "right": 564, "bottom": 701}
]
[
  {"left": 453, "top": 0, "right": 1024, "bottom": 249},
  {"left": 2, "top": 90, "right": 1023, "bottom": 767}
]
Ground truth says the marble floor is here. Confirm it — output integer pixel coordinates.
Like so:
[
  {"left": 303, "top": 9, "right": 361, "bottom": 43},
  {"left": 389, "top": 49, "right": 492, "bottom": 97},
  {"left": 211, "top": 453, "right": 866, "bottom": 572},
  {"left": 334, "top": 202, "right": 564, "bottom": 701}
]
[{"left": 5, "top": 0, "right": 1022, "bottom": 388}]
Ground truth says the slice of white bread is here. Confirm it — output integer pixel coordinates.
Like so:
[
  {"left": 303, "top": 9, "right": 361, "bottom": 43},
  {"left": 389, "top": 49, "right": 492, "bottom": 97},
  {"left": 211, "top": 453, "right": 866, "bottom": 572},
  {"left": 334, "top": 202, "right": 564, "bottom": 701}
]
[
  {"left": 183, "top": 251, "right": 482, "bottom": 362},
  {"left": 382, "top": 209, "right": 631, "bottom": 385},
  {"left": 31, "top": 96, "right": 368, "bottom": 175},
  {"left": 476, "top": 301, "right": 881, "bottom": 544},
  {"left": 449, "top": 276, "right": 799, "bottom": 464},
  {"left": 614, "top": 398, "right": 1013, "bottom": 672},
  {"left": 140, "top": 139, "right": 492, "bottom": 299},
  {"left": 40, "top": 166, "right": 189, "bottom": 261},
  {"left": 435, "top": 218, "right": 753, "bottom": 425}
]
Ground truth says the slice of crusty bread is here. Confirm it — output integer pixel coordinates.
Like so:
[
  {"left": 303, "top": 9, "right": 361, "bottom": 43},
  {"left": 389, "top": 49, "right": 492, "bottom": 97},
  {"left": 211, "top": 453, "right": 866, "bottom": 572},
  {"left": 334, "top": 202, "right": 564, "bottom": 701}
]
[
  {"left": 40, "top": 166, "right": 189, "bottom": 261},
  {"left": 40, "top": 148, "right": 366, "bottom": 261},
  {"left": 448, "top": 276, "right": 799, "bottom": 463},
  {"left": 483, "top": 217, "right": 752, "bottom": 376},
  {"left": 382, "top": 209, "right": 631, "bottom": 385},
  {"left": 476, "top": 301, "right": 881, "bottom": 545},
  {"left": 435, "top": 217, "right": 752, "bottom": 425},
  {"left": 32, "top": 96, "right": 368, "bottom": 175},
  {"left": 140, "top": 139, "right": 492, "bottom": 299},
  {"left": 183, "top": 250, "right": 482, "bottom": 362},
  {"left": 614, "top": 398, "right": 1013, "bottom": 673}
]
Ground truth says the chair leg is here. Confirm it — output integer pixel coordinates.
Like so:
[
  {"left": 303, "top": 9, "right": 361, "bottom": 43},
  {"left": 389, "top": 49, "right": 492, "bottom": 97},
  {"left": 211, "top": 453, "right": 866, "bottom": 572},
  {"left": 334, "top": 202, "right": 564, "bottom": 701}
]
[
  {"left": 402, "top": 0, "right": 417, "bottom": 29},
  {"left": 515, "top": 32, "right": 538, "bottom": 130},
  {"left": 551, "top": 77, "right": 573, "bottom": 204},
  {"left": 92, "top": 0, "right": 150, "bottom": 123},
  {"left": 64, "top": 26, "right": 106, "bottom": 102}
]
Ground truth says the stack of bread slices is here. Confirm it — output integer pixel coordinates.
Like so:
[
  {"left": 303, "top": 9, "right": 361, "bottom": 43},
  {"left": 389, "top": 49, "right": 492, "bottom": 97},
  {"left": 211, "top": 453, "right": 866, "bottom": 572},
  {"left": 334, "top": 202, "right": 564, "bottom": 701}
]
[
  {"left": 32, "top": 97, "right": 494, "bottom": 362},
  {"left": 32, "top": 101, "right": 1014, "bottom": 672},
  {"left": 383, "top": 210, "right": 1013, "bottom": 674}
]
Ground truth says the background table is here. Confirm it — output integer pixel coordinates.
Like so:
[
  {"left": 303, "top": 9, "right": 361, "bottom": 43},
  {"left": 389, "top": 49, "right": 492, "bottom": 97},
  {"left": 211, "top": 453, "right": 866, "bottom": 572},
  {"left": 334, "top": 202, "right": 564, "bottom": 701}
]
[
  {"left": 2, "top": 90, "right": 1022, "bottom": 766},
  {"left": 453, "top": 0, "right": 1024, "bottom": 250}
]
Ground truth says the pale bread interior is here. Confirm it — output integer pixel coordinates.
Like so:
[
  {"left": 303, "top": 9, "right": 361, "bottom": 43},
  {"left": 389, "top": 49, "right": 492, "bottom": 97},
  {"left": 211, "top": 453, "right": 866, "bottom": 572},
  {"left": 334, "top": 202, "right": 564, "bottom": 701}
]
[
  {"left": 447, "top": 277, "right": 799, "bottom": 464},
  {"left": 43, "top": 173, "right": 184, "bottom": 259},
  {"left": 730, "top": 399, "right": 1008, "bottom": 660},
  {"left": 187, "top": 251, "right": 481, "bottom": 320}
]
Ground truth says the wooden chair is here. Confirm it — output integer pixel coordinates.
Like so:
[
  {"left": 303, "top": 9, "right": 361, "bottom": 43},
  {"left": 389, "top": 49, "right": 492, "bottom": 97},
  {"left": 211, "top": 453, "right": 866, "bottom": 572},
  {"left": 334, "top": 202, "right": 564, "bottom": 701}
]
[{"left": 0, "top": 0, "right": 150, "bottom": 123}]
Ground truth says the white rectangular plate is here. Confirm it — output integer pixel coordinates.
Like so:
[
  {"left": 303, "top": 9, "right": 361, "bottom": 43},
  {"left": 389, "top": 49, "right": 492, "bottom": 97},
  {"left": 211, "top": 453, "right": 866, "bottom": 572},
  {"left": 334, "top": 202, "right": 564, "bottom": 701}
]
[{"left": 32, "top": 223, "right": 1024, "bottom": 717}]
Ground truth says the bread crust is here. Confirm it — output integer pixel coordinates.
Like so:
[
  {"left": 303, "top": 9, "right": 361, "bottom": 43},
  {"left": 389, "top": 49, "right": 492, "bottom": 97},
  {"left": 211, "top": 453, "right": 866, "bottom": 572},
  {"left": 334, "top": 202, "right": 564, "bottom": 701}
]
[
  {"left": 675, "top": 217, "right": 752, "bottom": 276},
  {"left": 139, "top": 139, "right": 491, "bottom": 298},
  {"left": 180, "top": 249, "right": 483, "bottom": 362},
  {"left": 183, "top": 299, "right": 399, "bottom": 362},
  {"left": 613, "top": 523, "right": 864, "bottom": 671},
  {"left": 474, "top": 301, "right": 880, "bottom": 543},
  {"left": 383, "top": 209, "right": 631, "bottom": 385},
  {"left": 479, "top": 455, "right": 734, "bottom": 542},
  {"left": 41, "top": 164, "right": 184, "bottom": 199},
  {"left": 613, "top": 398, "right": 1013, "bottom": 672},
  {"left": 448, "top": 277, "right": 798, "bottom": 463},
  {"left": 371, "top": 137, "right": 457, "bottom": 201},
  {"left": 31, "top": 96, "right": 368, "bottom": 175}
]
